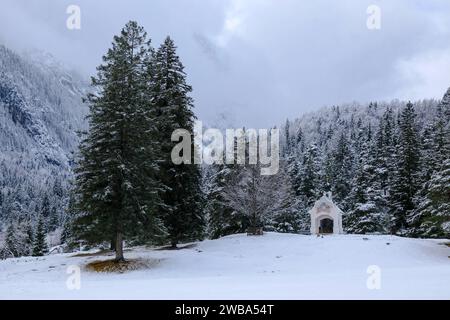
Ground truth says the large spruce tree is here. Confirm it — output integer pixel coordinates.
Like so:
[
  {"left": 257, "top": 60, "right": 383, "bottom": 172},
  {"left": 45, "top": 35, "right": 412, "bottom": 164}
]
[
  {"left": 409, "top": 159, "right": 450, "bottom": 237},
  {"left": 73, "top": 21, "right": 164, "bottom": 261},
  {"left": 4, "top": 224, "right": 19, "bottom": 257},
  {"left": 330, "top": 133, "right": 353, "bottom": 211},
  {"left": 388, "top": 102, "right": 421, "bottom": 234},
  {"left": 298, "top": 143, "right": 320, "bottom": 207},
  {"left": 151, "top": 37, "right": 204, "bottom": 248},
  {"left": 374, "top": 107, "right": 396, "bottom": 199},
  {"left": 346, "top": 136, "right": 383, "bottom": 233}
]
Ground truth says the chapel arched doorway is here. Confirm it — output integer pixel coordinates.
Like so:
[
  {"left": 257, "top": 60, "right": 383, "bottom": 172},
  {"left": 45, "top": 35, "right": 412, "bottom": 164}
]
[{"left": 319, "top": 218, "right": 333, "bottom": 234}]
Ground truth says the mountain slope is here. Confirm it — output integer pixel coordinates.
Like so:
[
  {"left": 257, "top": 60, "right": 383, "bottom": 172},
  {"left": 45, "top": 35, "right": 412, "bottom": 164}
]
[{"left": 0, "top": 45, "right": 88, "bottom": 226}]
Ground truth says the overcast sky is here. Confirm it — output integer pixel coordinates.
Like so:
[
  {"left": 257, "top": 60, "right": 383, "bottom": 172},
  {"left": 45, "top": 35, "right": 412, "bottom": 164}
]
[{"left": 1, "top": 0, "right": 450, "bottom": 128}]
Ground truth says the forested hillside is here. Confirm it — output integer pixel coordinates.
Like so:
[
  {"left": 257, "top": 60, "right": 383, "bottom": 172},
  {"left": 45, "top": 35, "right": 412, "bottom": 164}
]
[
  {"left": 0, "top": 45, "right": 88, "bottom": 256},
  {"left": 206, "top": 95, "right": 449, "bottom": 238}
]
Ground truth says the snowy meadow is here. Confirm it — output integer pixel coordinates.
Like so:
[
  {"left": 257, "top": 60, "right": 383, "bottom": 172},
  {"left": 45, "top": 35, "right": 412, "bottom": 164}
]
[{"left": 1, "top": 233, "right": 449, "bottom": 299}]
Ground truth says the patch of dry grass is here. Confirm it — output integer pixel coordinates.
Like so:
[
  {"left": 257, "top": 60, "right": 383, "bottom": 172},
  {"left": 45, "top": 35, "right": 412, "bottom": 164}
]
[{"left": 85, "top": 258, "right": 159, "bottom": 273}]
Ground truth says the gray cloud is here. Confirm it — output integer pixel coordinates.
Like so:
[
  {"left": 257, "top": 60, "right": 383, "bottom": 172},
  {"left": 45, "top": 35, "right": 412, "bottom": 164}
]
[
  {"left": 1, "top": 0, "right": 449, "bottom": 128},
  {"left": 193, "top": 32, "right": 229, "bottom": 71}
]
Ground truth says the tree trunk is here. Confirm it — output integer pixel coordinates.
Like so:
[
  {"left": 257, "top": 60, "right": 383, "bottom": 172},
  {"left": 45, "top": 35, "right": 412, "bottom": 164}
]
[
  {"left": 115, "top": 232, "right": 124, "bottom": 262},
  {"left": 171, "top": 239, "right": 178, "bottom": 249},
  {"left": 110, "top": 238, "right": 116, "bottom": 251}
]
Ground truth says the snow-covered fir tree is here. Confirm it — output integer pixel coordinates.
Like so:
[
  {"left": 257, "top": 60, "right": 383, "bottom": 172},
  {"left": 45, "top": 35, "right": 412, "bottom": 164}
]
[
  {"left": 73, "top": 21, "right": 165, "bottom": 261},
  {"left": 205, "top": 164, "right": 243, "bottom": 239},
  {"left": 408, "top": 159, "right": 450, "bottom": 238},
  {"left": 329, "top": 132, "right": 354, "bottom": 211},
  {"left": 32, "top": 216, "right": 48, "bottom": 257},
  {"left": 151, "top": 36, "right": 205, "bottom": 248},
  {"left": 345, "top": 135, "right": 384, "bottom": 233},
  {"left": 388, "top": 102, "right": 421, "bottom": 234},
  {"left": 298, "top": 143, "right": 321, "bottom": 207},
  {"left": 4, "top": 224, "right": 19, "bottom": 257}
]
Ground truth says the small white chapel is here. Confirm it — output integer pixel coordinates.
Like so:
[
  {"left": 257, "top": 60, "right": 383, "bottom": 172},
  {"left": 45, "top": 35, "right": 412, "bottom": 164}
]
[{"left": 309, "top": 192, "right": 344, "bottom": 235}]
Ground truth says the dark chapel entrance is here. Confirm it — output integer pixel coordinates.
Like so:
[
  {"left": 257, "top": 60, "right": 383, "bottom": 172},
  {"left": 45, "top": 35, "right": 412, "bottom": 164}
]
[{"left": 319, "top": 218, "right": 333, "bottom": 234}]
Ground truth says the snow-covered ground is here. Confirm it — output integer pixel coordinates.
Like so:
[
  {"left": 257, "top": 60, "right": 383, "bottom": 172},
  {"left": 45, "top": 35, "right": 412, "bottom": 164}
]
[{"left": 1, "top": 233, "right": 449, "bottom": 299}]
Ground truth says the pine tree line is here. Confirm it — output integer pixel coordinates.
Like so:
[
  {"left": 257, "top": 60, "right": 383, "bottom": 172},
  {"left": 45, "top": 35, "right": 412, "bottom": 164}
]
[
  {"left": 0, "top": 187, "right": 62, "bottom": 259},
  {"left": 280, "top": 97, "right": 449, "bottom": 237},
  {"left": 0, "top": 214, "right": 49, "bottom": 259},
  {"left": 205, "top": 94, "right": 449, "bottom": 239},
  {"left": 0, "top": 178, "right": 68, "bottom": 231}
]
